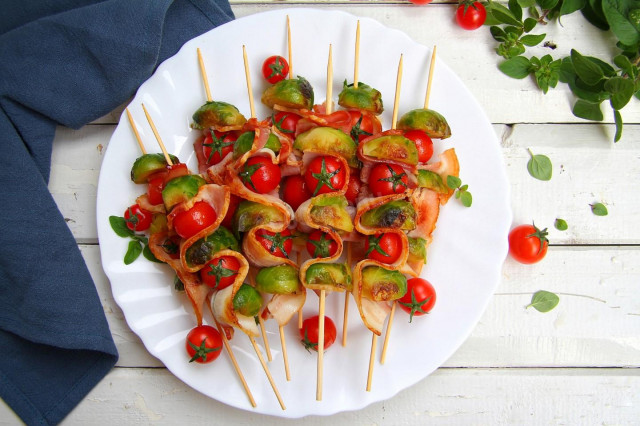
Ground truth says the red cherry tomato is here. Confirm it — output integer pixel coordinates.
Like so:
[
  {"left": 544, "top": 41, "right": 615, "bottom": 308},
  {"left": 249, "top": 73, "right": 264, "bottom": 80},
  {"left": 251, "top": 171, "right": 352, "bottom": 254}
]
[
  {"left": 262, "top": 55, "right": 289, "bottom": 84},
  {"left": 123, "top": 204, "right": 153, "bottom": 232},
  {"left": 304, "top": 156, "right": 346, "bottom": 196},
  {"left": 408, "top": 0, "right": 434, "bottom": 4},
  {"left": 404, "top": 129, "right": 434, "bottom": 163},
  {"left": 398, "top": 278, "right": 436, "bottom": 322},
  {"left": 347, "top": 110, "right": 382, "bottom": 143},
  {"left": 239, "top": 156, "right": 281, "bottom": 194},
  {"left": 368, "top": 163, "right": 409, "bottom": 197},
  {"left": 299, "top": 315, "right": 337, "bottom": 352},
  {"left": 202, "top": 130, "right": 237, "bottom": 166},
  {"left": 455, "top": 1, "right": 487, "bottom": 30},
  {"left": 221, "top": 194, "right": 240, "bottom": 229},
  {"left": 306, "top": 230, "right": 338, "bottom": 259},
  {"left": 173, "top": 201, "right": 217, "bottom": 239},
  {"left": 281, "top": 175, "right": 312, "bottom": 211},
  {"left": 185, "top": 325, "right": 223, "bottom": 363},
  {"left": 270, "top": 111, "right": 301, "bottom": 134},
  {"left": 508, "top": 223, "right": 549, "bottom": 264},
  {"left": 344, "top": 171, "right": 362, "bottom": 205},
  {"left": 255, "top": 228, "right": 293, "bottom": 258},
  {"left": 200, "top": 255, "right": 240, "bottom": 290},
  {"left": 364, "top": 232, "right": 402, "bottom": 264},
  {"left": 147, "top": 175, "right": 165, "bottom": 205}
]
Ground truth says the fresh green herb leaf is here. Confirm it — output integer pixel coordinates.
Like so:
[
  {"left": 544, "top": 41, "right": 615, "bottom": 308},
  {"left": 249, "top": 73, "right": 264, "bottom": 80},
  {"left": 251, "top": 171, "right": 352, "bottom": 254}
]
[
  {"left": 143, "top": 244, "right": 163, "bottom": 263},
  {"left": 601, "top": 0, "right": 640, "bottom": 46},
  {"left": 447, "top": 176, "right": 472, "bottom": 207},
  {"left": 446, "top": 175, "right": 462, "bottom": 189},
  {"left": 560, "top": 0, "right": 587, "bottom": 16},
  {"left": 509, "top": 0, "right": 524, "bottom": 21},
  {"left": 485, "top": 1, "right": 523, "bottom": 26},
  {"left": 571, "top": 49, "right": 605, "bottom": 85},
  {"left": 527, "top": 149, "right": 553, "bottom": 181},
  {"left": 523, "top": 17, "right": 538, "bottom": 31},
  {"left": 614, "top": 109, "right": 623, "bottom": 142},
  {"left": 124, "top": 240, "right": 143, "bottom": 265},
  {"left": 590, "top": 202, "right": 609, "bottom": 216},
  {"left": 527, "top": 290, "right": 560, "bottom": 312},
  {"left": 554, "top": 218, "right": 568, "bottom": 230},
  {"left": 572, "top": 99, "right": 604, "bottom": 121},
  {"left": 605, "top": 76, "right": 635, "bottom": 110},
  {"left": 460, "top": 191, "right": 473, "bottom": 207},
  {"left": 110, "top": 216, "right": 134, "bottom": 238},
  {"left": 499, "top": 56, "right": 532, "bottom": 78},
  {"left": 520, "top": 33, "right": 547, "bottom": 46}
]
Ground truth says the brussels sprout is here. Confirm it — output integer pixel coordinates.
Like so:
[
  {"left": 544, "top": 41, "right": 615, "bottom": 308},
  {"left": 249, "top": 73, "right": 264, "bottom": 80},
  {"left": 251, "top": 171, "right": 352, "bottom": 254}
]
[
  {"left": 305, "top": 263, "right": 352, "bottom": 291},
  {"left": 149, "top": 213, "right": 168, "bottom": 234},
  {"left": 309, "top": 195, "right": 354, "bottom": 233},
  {"left": 408, "top": 237, "right": 428, "bottom": 263},
  {"left": 162, "top": 175, "right": 207, "bottom": 211},
  {"left": 361, "top": 135, "right": 418, "bottom": 167},
  {"left": 191, "top": 101, "right": 247, "bottom": 130},
  {"left": 233, "top": 131, "right": 281, "bottom": 159},
  {"left": 360, "top": 200, "right": 416, "bottom": 230},
  {"left": 397, "top": 108, "right": 451, "bottom": 139},
  {"left": 293, "top": 127, "right": 359, "bottom": 168},
  {"left": 361, "top": 266, "right": 407, "bottom": 301},
  {"left": 417, "top": 170, "right": 449, "bottom": 193},
  {"left": 338, "top": 80, "right": 383, "bottom": 114},
  {"left": 232, "top": 201, "right": 285, "bottom": 238},
  {"left": 233, "top": 284, "right": 262, "bottom": 317},
  {"left": 255, "top": 265, "right": 300, "bottom": 294},
  {"left": 130, "top": 153, "right": 180, "bottom": 184},
  {"left": 261, "top": 76, "right": 314, "bottom": 110},
  {"left": 184, "top": 226, "right": 239, "bottom": 268}
]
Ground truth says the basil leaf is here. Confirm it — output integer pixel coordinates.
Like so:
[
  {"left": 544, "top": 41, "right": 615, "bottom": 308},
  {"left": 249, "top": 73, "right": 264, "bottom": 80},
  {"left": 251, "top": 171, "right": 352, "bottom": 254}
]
[
  {"left": 527, "top": 290, "right": 560, "bottom": 313},
  {"left": 555, "top": 218, "right": 568, "bottom": 231},
  {"left": 590, "top": 202, "right": 608, "bottom": 216},
  {"left": 605, "top": 76, "right": 635, "bottom": 110},
  {"left": 614, "top": 109, "right": 623, "bottom": 142},
  {"left": 124, "top": 240, "right": 143, "bottom": 265},
  {"left": 571, "top": 49, "right": 605, "bottom": 85},
  {"left": 110, "top": 216, "right": 134, "bottom": 238},
  {"left": 572, "top": 99, "right": 604, "bottom": 121},
  {"left": 499, "top": 56, "right": 532, "bottom": 78},
  {"left": 527, "top": 149, "right": 553, "bottom": 181},
  {"left": 520, "top": 33, "right": 547, "bottom": 46}
]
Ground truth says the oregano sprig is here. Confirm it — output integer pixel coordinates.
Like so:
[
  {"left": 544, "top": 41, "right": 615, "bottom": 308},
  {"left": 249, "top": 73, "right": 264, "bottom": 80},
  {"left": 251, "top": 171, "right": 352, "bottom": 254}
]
[
  {"left": 446, "top": 175, "right": 473, "bottom": 207},
  {"left": 109, "top": 216, "right": 161, "bottom": 264}
]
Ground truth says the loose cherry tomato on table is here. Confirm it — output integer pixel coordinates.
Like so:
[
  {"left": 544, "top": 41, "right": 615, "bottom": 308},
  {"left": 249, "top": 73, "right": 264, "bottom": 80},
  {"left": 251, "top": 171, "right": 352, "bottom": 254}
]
[
  {"left": 239, "top": 156, "right": 281, "bottom": 194},
  {"left": 404, "top": 129, "right": 434, "bottom": 163},
  {"left": 304, "top": 155, "right": 346, "bottom": 196},
  {"left": 255, "top": 228, "right": 294, "bottom": 258},
  {"left": 508, "top": 223, "right": 549, "bottom": 264},
  {"left": 347, "top": 110, "right": 382, "bottom": 143},
  {"left": 270, "top": 111, "right": 301, "bottom": 134},
  {"left": 364, "top": 232, "right": 402, "bottom": 264},
  {"left": 455, "top": 1, "right": 487, "bottom": 30},
  {"left": 262, "top": 55, "right": 289, "bottom": 84},
  {"left": 200, "top": 255, "right": 240, "bottom": 290},
  {"left": 147, "top": 175, "right": 165, "bottom": 205},
  {"left": 306, "top": 230, "right": 338, "bottom": 258},
  {"left": 368, "top": 163, "right": 409, "bottom": 197},
  {"left": 281, "top": 175, "right": 312, "bottom": 211},
  {"left": 123, "top": 204, "right": 153, "bottom": 232},
  {"left": 173, "top": 201, "right": 217, "bottom": 239},
  {"left": 300, "top": 315, "right": 337, "bottom": 352},
  {"left": 344, "top": 171, "right": 362, "bottom": 205},
  {"left": 408, "top": 0, "right": 434, "bottom": 4},
  {"left": 185, "top": 325, "right": 223, "bottom": 363},
  {"left": 398, "top": 278, "right": 436, "bottom": 322},
  {"left": 202, "top": 130, "right": 237, "bottom": 166}
]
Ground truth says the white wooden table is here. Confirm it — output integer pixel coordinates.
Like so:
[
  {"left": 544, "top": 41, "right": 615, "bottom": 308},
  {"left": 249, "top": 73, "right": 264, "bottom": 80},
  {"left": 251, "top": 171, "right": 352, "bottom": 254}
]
[{"left": 2, "top": 2, "right": 639, "bottom": 424}]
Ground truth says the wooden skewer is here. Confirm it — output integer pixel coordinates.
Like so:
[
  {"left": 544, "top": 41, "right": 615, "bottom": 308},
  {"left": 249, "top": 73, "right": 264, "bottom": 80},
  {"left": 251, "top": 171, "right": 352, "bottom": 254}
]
[
  {"left": 342, "top": 242, "right": 352, "bottom": 347},
  {"left": 279, "top": 325, "right": 291, "bottom": 381},
  {"left": 258, "top": 315, "right": 273, "bottom": 362},
  {"left": 366, "top": 333, "right": 378, "bottom": 391},
  {"left": 380, "top": 301, "right": 396, "bottom": 364},
  {"left": 316, "top": 289, "right": 326, "bottom": 401},
  {"left": 242, "top": 45, "right": 256, "bottom": 119},
  {"left": 197, "top": 48, "right": 213, "bottom": 102},
  {"left": 126, "top": 108, "right": 146, "bottom": 154},
  {"left": 141, "top": 103, "right": 173, "bottom": 166},
  {"left": 325, "top": 44, "right": 333, "bottom": 115},
  {"left": 391, "top": 54, "right": 403, "bottom": 130},
  {"left": 353, "top": 20, "right": 360, "bottom": 89},
  {"left": 424, "top": 46, "right": 437, "bottom": 109},
  {"left": 249, "top": 336, "right": 286, "bottom": 410},
  {"left": 287, "top": 15, "right": 293, "bottom": 80}
]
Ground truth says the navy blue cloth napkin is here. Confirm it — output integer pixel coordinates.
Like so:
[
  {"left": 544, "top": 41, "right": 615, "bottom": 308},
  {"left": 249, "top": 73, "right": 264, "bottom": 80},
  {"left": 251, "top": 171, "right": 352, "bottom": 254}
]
[{"left": 0, "top": 1, "right": 234, "bottom": 424}]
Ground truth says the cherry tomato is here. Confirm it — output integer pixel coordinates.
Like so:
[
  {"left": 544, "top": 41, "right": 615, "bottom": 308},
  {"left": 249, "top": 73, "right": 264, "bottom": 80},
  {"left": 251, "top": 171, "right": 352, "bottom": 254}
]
[
  {"left": 281, "top": 175, "right": 312, "bottom": 211},
  {"left": 364, "top": 232, "right": 402, "bottom": 264},
  {"left": 304, "top": 156, "right": 346, "bottom": 196},
  {"left": 368, "top": 163, "right": 409, "bottom": 197},
  {"left": 200, "top": 255, "right": 240, "bottom": 290},
  {"left": 185, "top": 325, "right": 223, "bottom": 363},
  {"left": 344, "top": 171, "right": 362, "bottom": 205},
  {"left": 398, "top": 278, "right": 436, "bottom": 322},
  {"left": 299, "top": 315, "right": 337, "bottom": 352},
  {"left": 455, "top": 1, "right": 487, "bottom": 30},
  {"left": 404, "top": 129, "right": 434, "bottom": 163},
  {"left": 173, "top": 201, "right": 217, "bottom": 239},
  {"left": 221, "top": 194, "right": 240, "bottom": 229},
  {"left": 123, "top": 204, "right": 153, "bottom": 232},
  {"left": 408, "top": 0, "right": 434, "bottom": 4},
  {"left": 147, "top": 175, "right": 165, "bottom": 205},
  {"left": 270, "top": 111, "right": 301, "bottom": 134},
  {"left": 262, "top": 55, "right": 289, "bottom": 84},
  {"left": 508, "top": 223, "right": 549, "bottom": 264},
  {"left": 255, "top": 228, "right": 293, "bottom": 258},
  {"left": 202, "top": 130, "right": 237, "bottom": 166},
  {"left": 239, "top": 156, "right": 281, "bottom": 194},
  {"left": 306, "top": 230, "right": 338, "bottom": 259},
  {"left": 347, "top": 110, "right": 382, "bottom": 143}
]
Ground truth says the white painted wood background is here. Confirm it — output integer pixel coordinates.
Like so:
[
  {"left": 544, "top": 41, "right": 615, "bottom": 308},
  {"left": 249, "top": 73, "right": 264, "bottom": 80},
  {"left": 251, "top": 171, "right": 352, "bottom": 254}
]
[{"left": 2, "top": 2, "right": 639, "bottom": 424}]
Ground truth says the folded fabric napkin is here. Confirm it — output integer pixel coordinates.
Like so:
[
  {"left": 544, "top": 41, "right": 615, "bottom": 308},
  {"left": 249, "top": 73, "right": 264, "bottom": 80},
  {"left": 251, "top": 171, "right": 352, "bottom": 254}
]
[{"left": 0, "top": 0, "right": 234, "bottom": 424}]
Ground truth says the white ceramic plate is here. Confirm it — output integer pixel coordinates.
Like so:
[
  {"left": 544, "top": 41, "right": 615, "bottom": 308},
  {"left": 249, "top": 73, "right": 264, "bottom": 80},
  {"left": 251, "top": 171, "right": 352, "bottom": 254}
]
[{"left": 97, "top": 8, "right": 511, "bottom": 418}]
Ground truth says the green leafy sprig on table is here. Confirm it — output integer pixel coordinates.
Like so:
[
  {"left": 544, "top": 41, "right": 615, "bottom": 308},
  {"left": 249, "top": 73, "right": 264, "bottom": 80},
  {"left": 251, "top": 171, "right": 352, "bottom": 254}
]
[
  {"left": 485, "top": 0, "right": 640, "bottom": 142},
  {"left": 109, "top": 216, "right": 161, "bottom": 264}
]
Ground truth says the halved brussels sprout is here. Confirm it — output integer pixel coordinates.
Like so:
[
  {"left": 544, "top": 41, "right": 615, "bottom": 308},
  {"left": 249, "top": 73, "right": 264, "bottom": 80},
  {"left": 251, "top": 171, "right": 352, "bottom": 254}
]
[
  {"left": 294, "top": 127, "right": 358, "bottom": 168},
  {"left": 255, "top": 265, "right": 300, "bottom": 294},
  {"left": 232, "top": 201, "right": 285, "bottom": 237},
  {"left": 361, "top": 266, "right": 407, "bottom": 301},
  {"left": 305, "top": 263, "right": 352, "bottom": 291},
  {"left": 192, "top": 101, "right": 247, "bottom": 130},
  {"left": 233, "top": 283, "right": 262, "bottom": 317},
  {"left": 408, "top": 237, "right": 427, "bottom": 263},
  {"left": 417, "top": 170, "right": 449, "bottom": 193},
  {"left": 338, "top": 80, "right": 383, "bottom": 114},
  {"left": 261, "top": 76, "right": 314, "bottom": 110},
  {"left": 184, "top": 226, "right": 239, "bottom": 268},
  {"left": 149, "top": 213, "right": 168, "bottom": 234},
  {"left": 233, "top": 131, "right": 281, "bottom": 159},
  {"left": 162, "top": 175, "right": 207, "bottom": 211},
  {"left": 361, "top": 135, "right": 418, "bottom": 166},
  {"left": 310, "top": 195, "right": 354, "bottom": 233},
  {"left": 130, "top": 153, "right": 179, "bottom": 184},
  {"left": 397, "top": 108, "right": 451, "bottom": 139},
  {"left": 360, "top": 200, "right": 416, "bottom": 230}
]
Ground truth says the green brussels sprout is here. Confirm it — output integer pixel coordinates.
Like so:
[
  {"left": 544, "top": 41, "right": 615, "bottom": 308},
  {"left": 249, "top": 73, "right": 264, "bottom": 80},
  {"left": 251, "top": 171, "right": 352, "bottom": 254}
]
[
  {"left": 192, "top": 101, "right": 247, "bottom": 130},
  {"left": 361, "top": 135, "right": 418, "bottom": 166},
  {"left": 417, "top": 170, "right": 449, "bottom": 193},
  {"left": 149, "top": 213, "right": 168, "bottom": 235},
  {"left": 161, "top": 175, "right": 207, "bottom": 211},
  {"left": 361, "top": 266, "right": 407, "bottom": 301},
  {"left": 233, "top": 284, "right": 262, "bottom": 317},
  {"left": 233, "top": 131, "right": 281, "bottom": 159},
  {"left": 338, "top": 80, "right": 383, "bottom": 114},
  {"left": 360, "top": 200, "right": 416, "bottom": 230},
  {"left": 232, "top": 201, "right": 285, "bottom": 238},
  {"left": 261, "top": 76, "right": 314, "bottom": 110},
  {"left": 397, "top": 108, "right": 451, "bottom": 139},
  {"left": 130, "top": 153, "right": 179, "bottom": 184},
  {"left": 305, "top": 263, "right": 352, "bottom": 291},
  {"left": 309, "top": 195, "right": 354, "bottom": 233},
  {"left": 408, "top": 237, "right": 428, "bottom": 263},
  {"left": 184, "top": 226, "right": 239, "bottom": 268},
  {"left": 255, "top": 265, "right": 300, "bottom": 294},
  {"left": 293, "top": 127, "right": 359, "bottom": 168}
]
